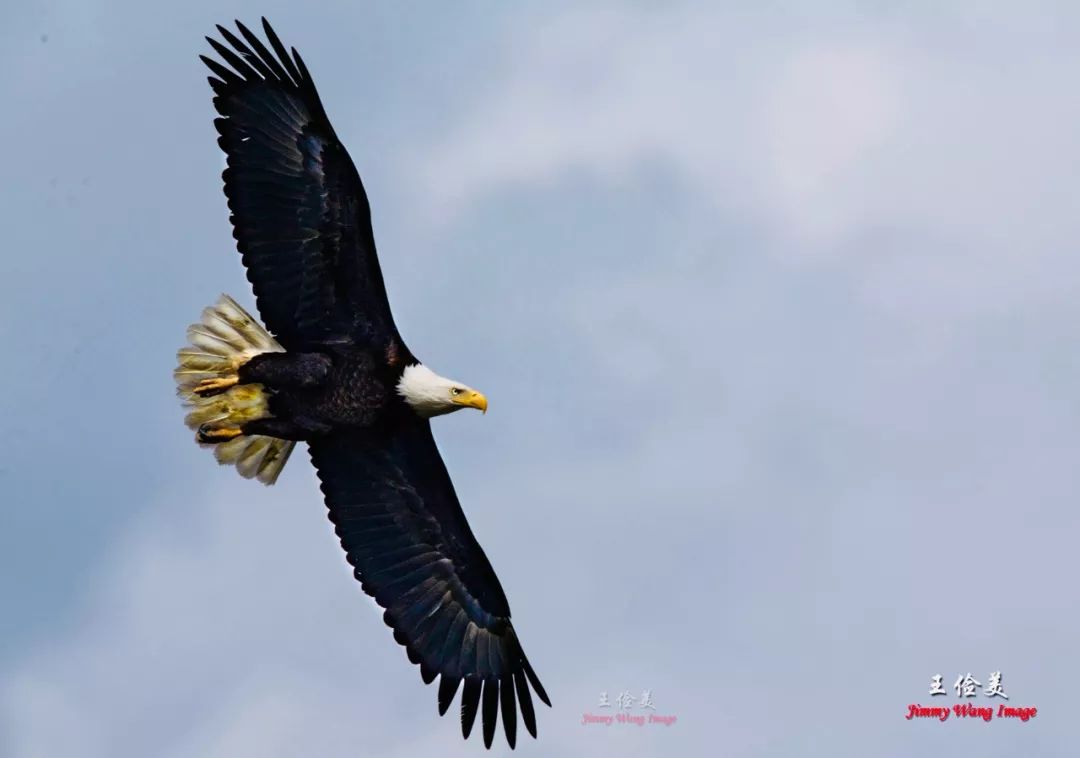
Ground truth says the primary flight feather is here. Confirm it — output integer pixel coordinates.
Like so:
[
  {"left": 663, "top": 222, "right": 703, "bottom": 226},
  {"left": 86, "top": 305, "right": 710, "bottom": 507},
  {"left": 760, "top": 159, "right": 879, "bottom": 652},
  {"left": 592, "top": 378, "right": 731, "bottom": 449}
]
[{"left": 173, "top": 18, "right": 550, "bottom": 749}]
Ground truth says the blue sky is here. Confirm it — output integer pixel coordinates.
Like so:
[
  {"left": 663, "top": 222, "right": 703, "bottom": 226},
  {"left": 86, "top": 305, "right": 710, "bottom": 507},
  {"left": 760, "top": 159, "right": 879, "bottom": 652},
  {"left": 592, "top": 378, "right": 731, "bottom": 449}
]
[{"left": 3, "top": 2, "right": 1080, "bottom": 756}]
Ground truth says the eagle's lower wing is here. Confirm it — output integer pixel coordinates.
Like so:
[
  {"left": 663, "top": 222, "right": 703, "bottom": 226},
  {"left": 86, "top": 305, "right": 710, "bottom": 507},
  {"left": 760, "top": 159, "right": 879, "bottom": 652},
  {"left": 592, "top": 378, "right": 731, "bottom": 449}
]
[
  {"left": 308, "top": 421, "right": 550, "bottom": 749},
  {"left": 201, "top": 19, "right": 407, "bottom": 356}
]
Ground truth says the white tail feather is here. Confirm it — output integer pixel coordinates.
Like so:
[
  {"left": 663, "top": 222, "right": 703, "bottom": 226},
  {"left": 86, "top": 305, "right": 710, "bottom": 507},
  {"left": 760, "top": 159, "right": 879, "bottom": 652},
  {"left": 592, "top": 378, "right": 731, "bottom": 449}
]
[{"left": 174, "top": 294, "right": 295, "bottom": 485}]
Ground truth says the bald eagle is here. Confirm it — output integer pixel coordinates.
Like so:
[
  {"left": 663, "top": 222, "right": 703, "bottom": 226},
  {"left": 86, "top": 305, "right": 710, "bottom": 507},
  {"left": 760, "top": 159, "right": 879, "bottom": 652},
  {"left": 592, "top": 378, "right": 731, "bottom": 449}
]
[{"left": 173, "top": 18, "right": 549, "bottom": 749}]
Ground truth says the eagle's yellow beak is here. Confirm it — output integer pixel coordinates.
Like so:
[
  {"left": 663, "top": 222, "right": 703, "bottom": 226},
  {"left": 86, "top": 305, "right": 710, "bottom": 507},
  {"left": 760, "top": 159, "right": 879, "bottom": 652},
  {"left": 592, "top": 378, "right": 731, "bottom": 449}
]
[{"left": 455, "top": 389, "right": 488, "bottom": 414}]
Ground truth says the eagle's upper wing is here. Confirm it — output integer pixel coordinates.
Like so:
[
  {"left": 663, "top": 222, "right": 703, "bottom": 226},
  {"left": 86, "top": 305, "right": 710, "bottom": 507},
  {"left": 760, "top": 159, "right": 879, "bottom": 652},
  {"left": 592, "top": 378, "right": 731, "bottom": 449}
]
[
  {"left": 202, "top": 19, "right": 407, "bottom": 356},
  {"left": 308, "top": 421, "right": 550, "bottom": 749}
]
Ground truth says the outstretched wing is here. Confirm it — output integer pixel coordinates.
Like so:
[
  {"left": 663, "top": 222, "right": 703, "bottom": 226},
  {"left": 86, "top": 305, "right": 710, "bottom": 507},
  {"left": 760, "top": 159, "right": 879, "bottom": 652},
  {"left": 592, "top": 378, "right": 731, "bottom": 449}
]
[
  {"left": 308, "top": 421, "right": 550, "bottom": 749},
  {"left": 202, "top": 19, "right": 407, "bottom": 356}
]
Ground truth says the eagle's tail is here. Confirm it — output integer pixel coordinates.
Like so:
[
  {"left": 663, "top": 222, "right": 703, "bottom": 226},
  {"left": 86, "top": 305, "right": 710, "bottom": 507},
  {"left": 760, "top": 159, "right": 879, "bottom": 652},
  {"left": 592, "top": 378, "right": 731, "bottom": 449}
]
[{"left": 173, "top": 294, "right": 295, "bottom": 485}]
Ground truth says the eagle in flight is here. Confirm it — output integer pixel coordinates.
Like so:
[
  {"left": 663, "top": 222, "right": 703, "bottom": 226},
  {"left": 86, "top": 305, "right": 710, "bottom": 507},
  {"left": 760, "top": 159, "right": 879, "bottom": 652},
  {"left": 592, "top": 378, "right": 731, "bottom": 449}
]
[{"left": 173, "top": 18, "right": 549, "bottom": 749}]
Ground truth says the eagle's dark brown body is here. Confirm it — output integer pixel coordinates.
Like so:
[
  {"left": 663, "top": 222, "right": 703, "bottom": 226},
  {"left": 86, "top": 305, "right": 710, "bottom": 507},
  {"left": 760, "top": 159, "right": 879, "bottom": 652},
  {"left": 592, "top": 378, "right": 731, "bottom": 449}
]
[{"left": 238, "top": 348, "right": 409, "bottom": 439}]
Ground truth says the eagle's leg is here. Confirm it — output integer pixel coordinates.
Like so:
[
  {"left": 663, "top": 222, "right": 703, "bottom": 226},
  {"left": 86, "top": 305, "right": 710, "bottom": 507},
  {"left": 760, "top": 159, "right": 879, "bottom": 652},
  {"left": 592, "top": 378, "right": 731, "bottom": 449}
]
[
  {"left": 196, "top": 424, "right": 244, "bottom": 443},
  {"left": 197, "top": 417, "right": 324, "bottom": 443},
  {"left": 236, "top": 352, "right": 333, "bottom": 390},
  {"left": 193, "top": 374, "right": 239, "bottom": 397},
  {"left": 238, "top": 416, "right": 326, "bottom": 441},
  {"left": 193, "top": 352, "right": 332, "bottom": 398}
]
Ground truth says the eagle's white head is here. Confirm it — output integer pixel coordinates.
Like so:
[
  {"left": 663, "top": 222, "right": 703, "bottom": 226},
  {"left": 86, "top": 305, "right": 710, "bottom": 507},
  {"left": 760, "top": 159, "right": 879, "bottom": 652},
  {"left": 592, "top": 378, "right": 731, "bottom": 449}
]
[{"left": 397, "top": 363, "right": 488, "bottom": 419}]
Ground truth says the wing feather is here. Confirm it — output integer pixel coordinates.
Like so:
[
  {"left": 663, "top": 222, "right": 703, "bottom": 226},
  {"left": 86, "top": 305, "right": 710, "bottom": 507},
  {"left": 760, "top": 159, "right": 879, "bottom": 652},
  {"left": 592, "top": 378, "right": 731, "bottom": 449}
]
[
  {"left": 202, "top": 19, "right": 408, "bottom": 356},
  {"left": 309, "top": 421, "right": 550, "bottom": 748}
]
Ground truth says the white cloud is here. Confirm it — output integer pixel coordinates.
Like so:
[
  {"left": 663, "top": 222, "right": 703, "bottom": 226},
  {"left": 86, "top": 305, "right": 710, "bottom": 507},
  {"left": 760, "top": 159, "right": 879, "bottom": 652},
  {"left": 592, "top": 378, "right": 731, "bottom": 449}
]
[
  {"left": 760, "top": 42, "right": 902, "bottom": 243},
  {"left": 409, "top": 5, "right": 1080, "bottom": 325}
]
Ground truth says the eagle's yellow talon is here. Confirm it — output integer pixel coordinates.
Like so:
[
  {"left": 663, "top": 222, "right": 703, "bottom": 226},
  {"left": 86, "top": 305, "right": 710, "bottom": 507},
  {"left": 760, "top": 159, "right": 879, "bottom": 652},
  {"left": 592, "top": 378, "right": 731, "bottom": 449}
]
[
  {"left": 194, "top": 375, "right": 239, "bottom": 397},
  {"left": 197, "top": 424, "right": 244, "bottom": 443}
]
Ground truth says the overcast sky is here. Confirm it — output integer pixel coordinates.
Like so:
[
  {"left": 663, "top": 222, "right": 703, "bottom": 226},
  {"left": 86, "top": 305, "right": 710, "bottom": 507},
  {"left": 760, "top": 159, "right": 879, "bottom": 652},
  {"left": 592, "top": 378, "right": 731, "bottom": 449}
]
[{"left": 3, "top": 2, "right": 1079, "bottom": 756}]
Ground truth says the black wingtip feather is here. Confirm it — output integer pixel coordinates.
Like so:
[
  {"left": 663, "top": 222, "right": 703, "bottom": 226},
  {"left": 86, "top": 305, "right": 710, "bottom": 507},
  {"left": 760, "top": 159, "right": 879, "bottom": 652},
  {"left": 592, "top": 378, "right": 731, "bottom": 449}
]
[
  {"left": 438, "top": 675, "right": 461, "bottom": 716},
  {"left": 482, "top": 678, "right": 499, "bottom": 749},
  {"left": 461, "top": 678, "right": 481, "bottom": 739},
  {"left": 291, "top": 47, "right": 308, "bottom": 85},
  {"left": 261, "top": 17, "right": 302, "bottom": 85},
  {"left": 514, "top": 672, "right": 537, "bottom": 739},
  {"left": 500, "top": 675, "right": 517, "bottom": 749},
  {"left": 420, "top": 661, "right": 437, "bottom": 685},
  {"left": 522, "top": 656, "right": 551, "bottom": 707}
]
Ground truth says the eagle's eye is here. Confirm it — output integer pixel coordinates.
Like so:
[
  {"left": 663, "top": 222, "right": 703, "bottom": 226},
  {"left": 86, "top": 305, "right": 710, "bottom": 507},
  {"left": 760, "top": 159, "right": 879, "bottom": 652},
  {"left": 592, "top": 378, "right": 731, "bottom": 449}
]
[{"left": 450, "top": 387, "right": 462, "bottom": 396}]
